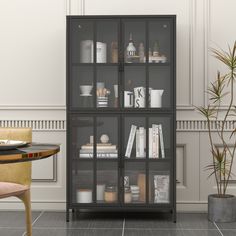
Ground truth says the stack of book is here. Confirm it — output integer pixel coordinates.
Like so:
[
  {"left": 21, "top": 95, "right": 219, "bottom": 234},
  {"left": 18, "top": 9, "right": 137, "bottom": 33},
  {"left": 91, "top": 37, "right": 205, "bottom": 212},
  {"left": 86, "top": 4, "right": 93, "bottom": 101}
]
[
  {"left": 79, "top": 143, "right": 118, "bottom": 158},
  {"left": 125, "top": 124, "right": 165, "bottom": 158}
]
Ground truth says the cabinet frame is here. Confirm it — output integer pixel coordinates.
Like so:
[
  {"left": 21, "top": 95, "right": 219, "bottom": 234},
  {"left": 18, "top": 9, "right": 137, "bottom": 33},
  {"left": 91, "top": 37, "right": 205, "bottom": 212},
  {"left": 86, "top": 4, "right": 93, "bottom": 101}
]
[{"left": 66, "top": 15, "right": 176, "bottom": 222}]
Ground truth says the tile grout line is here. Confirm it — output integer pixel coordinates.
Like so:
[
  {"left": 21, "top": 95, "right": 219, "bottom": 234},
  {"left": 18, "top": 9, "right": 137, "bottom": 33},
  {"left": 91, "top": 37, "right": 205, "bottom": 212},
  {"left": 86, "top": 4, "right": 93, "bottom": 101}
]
[
  {"left": 22, "top": 211, "right": 44, "bottom": 236},
  {"left": 121, "top": 218, "right": 125, "bottom": 236},
  {"left": 214, "top": 222, "right": 224, "bottom": 236}
]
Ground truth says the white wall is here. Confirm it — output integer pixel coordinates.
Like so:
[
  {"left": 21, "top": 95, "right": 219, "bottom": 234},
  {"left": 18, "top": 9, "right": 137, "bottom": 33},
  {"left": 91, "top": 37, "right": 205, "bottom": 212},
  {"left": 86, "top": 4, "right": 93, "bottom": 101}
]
[{"left": 0, "top": 0, "right": 235, "bottom": 212}]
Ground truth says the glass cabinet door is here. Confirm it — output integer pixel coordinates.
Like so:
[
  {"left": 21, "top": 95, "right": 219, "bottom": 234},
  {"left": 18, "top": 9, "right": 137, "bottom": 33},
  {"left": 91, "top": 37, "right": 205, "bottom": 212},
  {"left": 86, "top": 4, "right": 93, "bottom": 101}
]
[{"left": 70, "top": 116, "right": 94, "bottom": 204}]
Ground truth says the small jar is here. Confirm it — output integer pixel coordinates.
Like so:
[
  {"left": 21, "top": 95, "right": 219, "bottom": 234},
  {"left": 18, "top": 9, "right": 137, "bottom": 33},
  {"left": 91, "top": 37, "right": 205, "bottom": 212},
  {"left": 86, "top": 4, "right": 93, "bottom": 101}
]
[
  {"left": 104, "top": 184, "right": 117, "bottom": 203},
  {"left": 124, "top": 186, "right": 132, "bottom": 203}
]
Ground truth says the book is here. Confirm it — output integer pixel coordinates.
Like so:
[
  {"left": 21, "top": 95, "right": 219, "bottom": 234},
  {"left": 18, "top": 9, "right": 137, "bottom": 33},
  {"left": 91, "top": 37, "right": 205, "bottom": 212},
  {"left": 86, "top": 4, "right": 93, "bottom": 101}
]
[
  {"left": 136, "top": 129, "right": 140, "bottom": 157},
  {"left": 80, "top": 153, "right": 118, "bottom": 158},
  {"left": 158, "top": 124, "right": 165, "bottom": 158},
  {"left": 149, "top": 128, "right": 153, "bottom": 158},
  {"left": 154, "top": 174, "right": 169, "bottom": 203},
  {"left": 139, "top": 127, "right": 145, "bottom": 158},
  {"left": 80, "top": 149, "right": 118, "bottom": 154},
  {"left": 81, "top": 145, "right": 117, "bottom": 150},
  {"left": 125, "top": 125, "right": 137, "bottom": 158}
]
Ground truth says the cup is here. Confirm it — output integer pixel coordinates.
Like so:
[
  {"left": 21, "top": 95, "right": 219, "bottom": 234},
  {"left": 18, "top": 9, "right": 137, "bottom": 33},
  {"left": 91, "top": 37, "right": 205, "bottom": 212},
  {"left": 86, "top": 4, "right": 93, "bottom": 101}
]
[
  {"left": 134, "top": 87, "right": 145, "bottom": 108},
  {"left": 150, "top": 89, "right": 164, "bottom": 108},
  {"left": 124, "top": 91, "right": 133, "bottom": 108}
]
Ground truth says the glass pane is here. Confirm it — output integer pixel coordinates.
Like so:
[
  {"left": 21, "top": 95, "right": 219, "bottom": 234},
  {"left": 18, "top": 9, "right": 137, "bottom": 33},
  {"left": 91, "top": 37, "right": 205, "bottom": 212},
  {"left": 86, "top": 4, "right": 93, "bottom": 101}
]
[
  {"left": 72, "top": 162, "right": 94, "bottom": 204},
  {"left": 71, "top": 66, "right": 94, "bottom": 108},
  {"left": 72, "top": 116, "right": 94, "bottom": 159},
  {"left": 97, "top": 21, "right": 119, "bottom": 63},
  {"left": 71, "top": 20, "right": 94, "bottom": 63},
  {"left": 124, "top": 117, "right": 146, "bottom": 159},
  {"left": 148, "top": 116, "right": 172, "bottom": 159},
  {"left": 96, "top": 116, "right": 118, "bottom": 159},
  {"left": 124, "top": 162, "right": 146, "bottom": 204},
  {"left": 96, "top": 66, "right": 119, "bottom": 108},
  {"left": 149, "top": 67, "right": 171, "bottom": 108},
  {"left": 149, "top": 162, "right": 170, "bottom": 204},
  {"left": 97, "top": 161, "right": 118, "bottom": 204},
  {"left": 124, "top": 21, "right": 146, "bottom": 63},
  {"left": 124, "top": 66, "right": 146, "bottom": 108},
  {"left": 148, "top": 20, "right": 171, "bottom": 63}
]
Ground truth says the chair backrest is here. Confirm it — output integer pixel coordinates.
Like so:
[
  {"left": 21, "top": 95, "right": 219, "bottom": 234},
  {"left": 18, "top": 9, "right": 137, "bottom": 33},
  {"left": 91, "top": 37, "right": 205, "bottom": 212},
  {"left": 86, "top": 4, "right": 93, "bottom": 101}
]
[{"left": 0, "top": 128, "right": 32, "bottom": 186}]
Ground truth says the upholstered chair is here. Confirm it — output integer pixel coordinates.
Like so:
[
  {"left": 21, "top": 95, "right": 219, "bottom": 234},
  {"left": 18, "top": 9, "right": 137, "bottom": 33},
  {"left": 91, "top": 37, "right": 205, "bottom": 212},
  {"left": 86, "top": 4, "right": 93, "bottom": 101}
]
[{"left": 0, "top": 128, "right": 32, "bottom": 236}]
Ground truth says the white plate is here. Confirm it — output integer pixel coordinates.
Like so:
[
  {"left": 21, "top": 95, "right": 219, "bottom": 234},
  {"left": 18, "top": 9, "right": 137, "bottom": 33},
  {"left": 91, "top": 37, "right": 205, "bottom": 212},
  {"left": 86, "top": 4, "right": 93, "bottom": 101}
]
[{"left": 0, "top": 140, "right": 28, "bottom": 150}]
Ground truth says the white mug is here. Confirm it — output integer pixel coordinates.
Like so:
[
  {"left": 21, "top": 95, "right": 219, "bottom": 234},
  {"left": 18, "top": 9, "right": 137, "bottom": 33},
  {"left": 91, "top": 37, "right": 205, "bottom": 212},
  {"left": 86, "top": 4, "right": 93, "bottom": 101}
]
[
  {"left": 150, "top": 89, "right": 164, "bottom": 108},
  {"left": 124, "top": 91, "right": 133, "bottom": 107},
  {"left": 134, "top": 87, "right": 145, "bottom": 108}
]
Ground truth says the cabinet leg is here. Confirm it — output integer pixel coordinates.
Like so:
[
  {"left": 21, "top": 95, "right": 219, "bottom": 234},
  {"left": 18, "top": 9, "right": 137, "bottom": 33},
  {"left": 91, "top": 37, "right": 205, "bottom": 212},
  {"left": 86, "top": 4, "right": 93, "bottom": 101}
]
[
  {"left": 66, "top": 208, "right": 70, "bottom": 222},
  {"left": 172, "top": 209, "right": 176, "bottom": 223}
]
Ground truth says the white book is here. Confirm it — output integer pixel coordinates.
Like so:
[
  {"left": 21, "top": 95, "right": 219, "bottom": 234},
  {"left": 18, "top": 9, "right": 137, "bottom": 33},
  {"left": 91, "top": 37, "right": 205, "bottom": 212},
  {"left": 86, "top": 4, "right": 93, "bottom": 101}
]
[
  {"left": 158, "top": 124, "right": 165, "bottom": 158},
  {"left": 136, "top": 129, "right": 140, "bottom": 157},
  {"left": 149, "top": 128, "right": 153, "bottom": 158},
  {"left": 80, "top": 153, "right": 118, "bottom": 158},
  {"left": 155, "top": 124, "right": 160, "bottom": 158},
  {"left": 152, "top": 124, "right": 157, "bottom": 158},
  {"left": 139, "top": 127, "right": 145, "bottom": 158},
  {"left": 125, "top": 125, "right": 137, "bottom": 158},
  {"left": 81, "top": 145, "right": 117, "bottom": 150}
]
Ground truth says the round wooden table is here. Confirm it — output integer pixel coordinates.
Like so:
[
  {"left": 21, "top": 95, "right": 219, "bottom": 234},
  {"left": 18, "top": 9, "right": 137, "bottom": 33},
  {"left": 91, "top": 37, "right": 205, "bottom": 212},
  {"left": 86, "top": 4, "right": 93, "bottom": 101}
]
[{"left": 0, "top": 143, "right": 60, "bottom": 164}]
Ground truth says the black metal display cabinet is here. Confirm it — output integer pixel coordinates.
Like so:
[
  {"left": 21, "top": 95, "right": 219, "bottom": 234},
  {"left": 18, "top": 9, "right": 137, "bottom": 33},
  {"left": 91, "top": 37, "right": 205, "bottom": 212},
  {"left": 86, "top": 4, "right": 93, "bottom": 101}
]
[{"left": 66, "top": 15, "right": 176, "bottom": 222}]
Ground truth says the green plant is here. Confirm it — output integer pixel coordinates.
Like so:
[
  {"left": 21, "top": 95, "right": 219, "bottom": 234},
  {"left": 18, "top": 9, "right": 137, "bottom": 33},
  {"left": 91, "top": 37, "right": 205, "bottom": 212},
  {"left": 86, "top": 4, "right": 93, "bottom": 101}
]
[{"left": 196, "top": 41, "right": 236, "bottom": 196}]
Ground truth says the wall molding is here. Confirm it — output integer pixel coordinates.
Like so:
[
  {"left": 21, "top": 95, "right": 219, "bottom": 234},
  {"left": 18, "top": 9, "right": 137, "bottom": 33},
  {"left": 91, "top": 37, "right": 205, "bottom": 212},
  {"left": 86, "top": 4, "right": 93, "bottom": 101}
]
[{"left": 0, "top": 119, "right": 235, "bottom": 132}]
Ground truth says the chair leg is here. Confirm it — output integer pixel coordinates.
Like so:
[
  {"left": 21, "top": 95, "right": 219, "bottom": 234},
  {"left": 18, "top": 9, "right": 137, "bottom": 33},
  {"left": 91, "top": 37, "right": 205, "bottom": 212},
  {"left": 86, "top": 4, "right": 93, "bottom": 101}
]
[{"left": 17, "top": 190, "right": 32, "bottom": 236}]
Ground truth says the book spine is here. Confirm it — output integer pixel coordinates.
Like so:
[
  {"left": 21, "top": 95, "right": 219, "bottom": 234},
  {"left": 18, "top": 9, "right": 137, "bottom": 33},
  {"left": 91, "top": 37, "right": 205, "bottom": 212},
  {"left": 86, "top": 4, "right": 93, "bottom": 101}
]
[
  {"left": 125, "top": 125, "right": 137, "bottom": 158},
  {"left": 80, "top": 153, "right": 118, "bottom": 158},
  {"left": 139, "top": 127, "right": 145, "bottom": 158},
  {"left": 152, "top": 124, "right": 156, "bottom": 158},
  {"left": 136, "top": 129, "right": 140, "bottom": 157},
  {"left": 156, "top": 124, "right": 159, "bottom": 158},
  {"left": 159, "top": 124, "right": 165, "bottom": 158},
  {"left": 149, "top": 128, "right": 152, "bottom": 158},
  {"left": 81, "top": 145, "right": 117, "bottom": 150}
]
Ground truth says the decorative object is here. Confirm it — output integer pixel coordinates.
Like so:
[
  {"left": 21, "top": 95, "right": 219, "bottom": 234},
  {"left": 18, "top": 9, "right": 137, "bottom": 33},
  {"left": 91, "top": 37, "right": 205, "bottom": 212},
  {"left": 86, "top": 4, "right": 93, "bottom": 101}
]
[
  {"left": 76, "top": 189, "right": 92, "bottom": 203},
  {"left": 137, "top": 174, "right": 146, "bottom": 202},
  {"left": 100, "top": 134, "right": 109, "bottom": 144},
  {"left": 80, "top": 40, "right": 93, "bottom": 63},
  {"left": 80, "top": 85, "right": 93, "bottom": 96},
  {"left": 124, "top": 91, "right": 134, "bottom": 108},
  {"left": 126, "top": 33, "right": 140, "bottom": 63},
  {"left": 104, "top": 184, "right": 117, "bottom": 203},
  {"left": 96, "top": 42, "right": 107, "bottom": 63},
  {"left": 113, "top": 84, "right": 118, "bottom": 107},
  {"left": 90, "top": 135, "right": 94, "bottom": 144},
  {"left": 153, "top": 40, "right": 160, "bottom": 56},
  {"left": 134, "top": 87, "right": 145, "bottom": 108},
  {"left": 124, "top": 176, "right": 129, "bottom": 187},
  {"left": 154, "top": 174, "right": 169, "bottom": 203},
  {"left": 130, "top": 185, "right": 140, "bottom": 201},
  {"left": 196, "top": 41, "right": 236, "bottom": 222},
  {"left": 124, "top": 186, "right": 132, "bottom": 203},
  {"left": 97, "top": 82, "right": 105, "bottom": 89},
  {"left": 111, "top": 41, "right": 118, "bottom": 63},
  {"left": 150, "top": 89, "right": 164, "bottom": 108},
  {"left": 138, "top": 42, "right": 145, "bottom": 63},
  {"left": 96, "top": 184, "right": 105, "bottom": 201}
]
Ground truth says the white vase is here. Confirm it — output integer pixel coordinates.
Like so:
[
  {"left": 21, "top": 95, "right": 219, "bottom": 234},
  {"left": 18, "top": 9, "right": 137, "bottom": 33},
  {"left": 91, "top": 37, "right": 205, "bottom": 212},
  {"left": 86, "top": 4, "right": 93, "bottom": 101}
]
[{"left": 150, "top": 89, "right": 164, "bottom": 108}]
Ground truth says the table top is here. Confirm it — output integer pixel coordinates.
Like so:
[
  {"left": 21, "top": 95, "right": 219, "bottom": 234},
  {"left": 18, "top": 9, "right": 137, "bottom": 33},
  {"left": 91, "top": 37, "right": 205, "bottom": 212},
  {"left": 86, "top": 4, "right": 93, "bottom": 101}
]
[{"left": 0, "top": 143, "right": 60, "bottom": 164}]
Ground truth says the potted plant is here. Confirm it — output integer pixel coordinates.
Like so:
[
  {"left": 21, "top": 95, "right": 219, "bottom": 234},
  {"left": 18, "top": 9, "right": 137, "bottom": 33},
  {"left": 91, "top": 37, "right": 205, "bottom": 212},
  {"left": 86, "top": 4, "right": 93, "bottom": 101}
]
[{"left": 196, "top": 41, "right": 236, "bottom": 222}]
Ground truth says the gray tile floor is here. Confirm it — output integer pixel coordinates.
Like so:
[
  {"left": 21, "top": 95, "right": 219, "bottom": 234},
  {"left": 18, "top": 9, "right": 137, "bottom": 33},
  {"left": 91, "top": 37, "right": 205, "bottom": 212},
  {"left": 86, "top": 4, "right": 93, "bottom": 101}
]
[{"left": 0, "top": 211, "right": 235, "bottom": 236}]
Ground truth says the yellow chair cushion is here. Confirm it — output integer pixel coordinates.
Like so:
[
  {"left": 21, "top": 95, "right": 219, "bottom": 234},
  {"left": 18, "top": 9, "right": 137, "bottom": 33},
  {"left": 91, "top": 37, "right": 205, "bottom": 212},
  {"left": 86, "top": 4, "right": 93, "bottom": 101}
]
[{"left": 0, "top": 182, "right": 29, "bottom": 199}]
